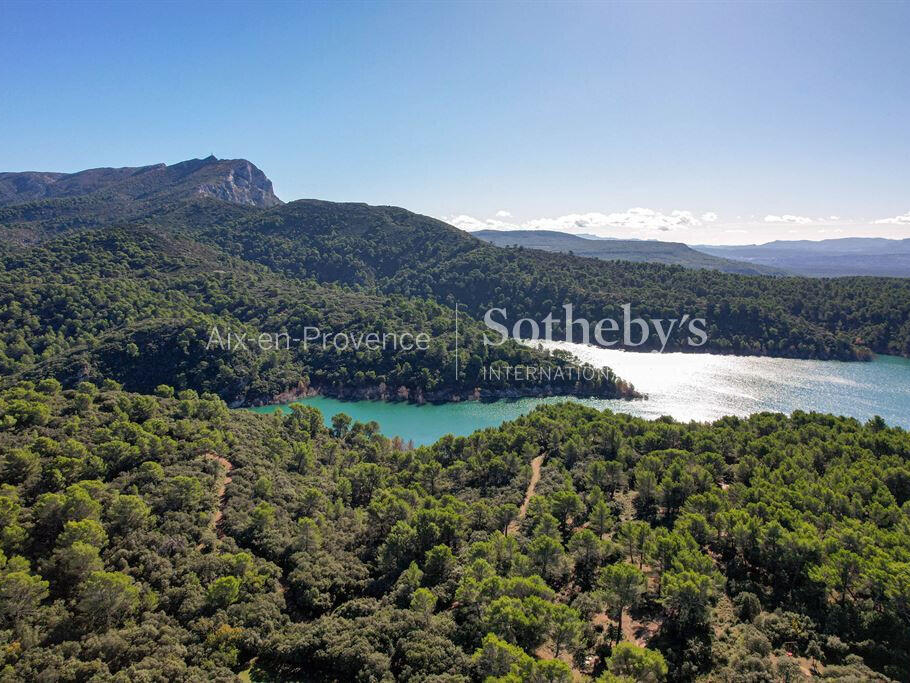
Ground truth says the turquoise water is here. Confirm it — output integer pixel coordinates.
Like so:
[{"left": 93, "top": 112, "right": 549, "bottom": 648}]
[{"left": 249, "top": 344, "right": 910, "bottom": 446}]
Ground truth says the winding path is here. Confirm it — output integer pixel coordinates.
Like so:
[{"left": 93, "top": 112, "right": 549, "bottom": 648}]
[
  {"left": 204, "top": 452, "right": 233, "bottom": 533},
  {"left": 508, "top": 455, "right": 545, "bottom": 535}
]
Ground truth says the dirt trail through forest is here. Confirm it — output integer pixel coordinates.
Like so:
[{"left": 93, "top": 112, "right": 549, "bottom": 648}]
[
  {"left": 508, "top": 455, "right": 545, "bottom": 535},
  {"left": 204, "top": 452, "right": 233, "bottom": 532}
]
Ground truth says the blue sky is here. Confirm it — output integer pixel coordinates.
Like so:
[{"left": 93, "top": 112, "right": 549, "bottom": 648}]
[{"left": 1, "top": 0, "right": 909, "bottom": 244}]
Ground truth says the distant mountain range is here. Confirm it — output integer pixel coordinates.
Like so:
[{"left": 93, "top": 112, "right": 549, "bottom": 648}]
[
  {"left": 6, "top": 158, "right": 905, "bottom": 279},
  {"left": 473, "top": 229, "right": 910, "bottom": 278},
  {"left": 693, "top": 238, "right": 910, "bottom": 277},
  {"left": 473, "top": 229, "right": 784, "bottom": 275}
]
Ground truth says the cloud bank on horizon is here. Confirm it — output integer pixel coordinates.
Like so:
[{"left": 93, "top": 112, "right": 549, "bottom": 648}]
[
  {"left": 445, "top": 208, "right": 910, "bottom": 245},
  {"left": 875, "top": 212, "right": 910, "bottom": 225},
  {"left": 447, "top": 208, "right": 710, "bottom": 236}
]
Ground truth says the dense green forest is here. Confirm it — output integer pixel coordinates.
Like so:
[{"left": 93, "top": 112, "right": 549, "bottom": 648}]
[
  {"left": 194, "top": 200, "right": 910, "bottom": 360},
  {"left": 0, "top": 223, "right": 632, "bottom": 405},
  {"left": 1, "top": 382, "right": 908, "bottom": 681},
  {"left": 3, "top": 171, "right": 910, "bottom": 370}
]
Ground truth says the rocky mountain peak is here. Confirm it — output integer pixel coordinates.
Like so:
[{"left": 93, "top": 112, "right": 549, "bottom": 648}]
[
  {"left": 191, "top": 157, "right": 282, "bottom": 208},
  {"left": 0, "top": 156, "right": 282, "bottom": 208}
]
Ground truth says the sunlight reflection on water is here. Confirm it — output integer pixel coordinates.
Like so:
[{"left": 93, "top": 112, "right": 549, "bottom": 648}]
[
  {"left": 533, "top": 341, "right": 910, "bottom": 426},
  {"left": 251, "top": 344, "right": 910, "bottom": 445}
]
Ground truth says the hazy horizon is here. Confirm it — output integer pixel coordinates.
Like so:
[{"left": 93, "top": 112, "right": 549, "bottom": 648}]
[
  {"left": 450, "top": 215, "right": 910, "bottom": 246},
  {"left": 458, "top": 224, "right": 910, "bottom": 248}
]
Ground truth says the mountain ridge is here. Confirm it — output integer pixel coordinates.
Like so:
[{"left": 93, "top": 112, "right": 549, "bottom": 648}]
[
  {"left": 694, "top": 237, "right": 910, "bottom": 277},
  {"left": 0, "top": 155, "right": 281, "bottom": 209},
  {"left": 473, "top": 228, "right": 786, "bottom": 275}
]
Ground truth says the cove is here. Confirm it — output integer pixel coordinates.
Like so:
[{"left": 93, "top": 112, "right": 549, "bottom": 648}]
[{"left": 249, "top": 344, "right": 910, "bottom": 446}]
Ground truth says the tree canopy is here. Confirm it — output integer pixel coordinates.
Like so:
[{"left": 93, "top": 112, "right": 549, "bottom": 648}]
[{"left": 0, "top": 382, "right": 908, "bottom": 680}]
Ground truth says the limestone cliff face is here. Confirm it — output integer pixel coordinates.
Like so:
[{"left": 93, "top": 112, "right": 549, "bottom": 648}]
[
  {"left": 0, "top": 155, "right": 282, "bottom": 208},
  {"left": 193, "top": 157, "right": 282, "bottom": 208}
]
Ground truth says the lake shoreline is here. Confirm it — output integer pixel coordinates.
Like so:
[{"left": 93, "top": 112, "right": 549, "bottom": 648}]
[
  {"left": 240, "top": 376, "right": 643, "bottom": 409},
  {"left": 247, "top": 348, "right": 910, "bottom": 445}
]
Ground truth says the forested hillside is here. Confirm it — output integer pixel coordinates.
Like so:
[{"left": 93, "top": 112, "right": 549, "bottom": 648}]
[
  {"left": 1, "top": 382, "right": 908, "bottom": 681},
  {"left": 196, "top": 199, "right": 910, "bottom": 360},
  {"left": 0, "top": 221, "right": 630, "bottom": 405}
]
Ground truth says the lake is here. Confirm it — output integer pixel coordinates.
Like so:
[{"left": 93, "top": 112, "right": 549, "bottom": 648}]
[{"left": 249, "top": 343, "right": 910, "bottom": 446}]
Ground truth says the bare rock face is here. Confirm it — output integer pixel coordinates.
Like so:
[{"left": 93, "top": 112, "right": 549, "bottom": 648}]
[
  {"left": 193, "top": 158, "right": 282, "bottom": 208},
  {"left": 0, "top": 155, "right": 282, "bottom": 208}
]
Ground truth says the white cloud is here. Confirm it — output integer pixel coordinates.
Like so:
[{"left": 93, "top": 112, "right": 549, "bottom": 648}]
[
  {"left": 874, "top": 211, "right": 910, "bottom": 225},
  {"left": 445, "top": 215, "right": 520, "bottom": 231},
  {"left": 445, "top": 207, "right": 715, "bottom": 237},
  {"left": 764, "top": 214, "right": 813, "bottom": 224},
  {"left": 447, "top": 207, "right": 865, "bottom": 243},
  {"left": 445, "top": 214, "right": 490, "bottom": 231},
  {"left": 525, "top": 208, "right": 704, "bottom": 234}
]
